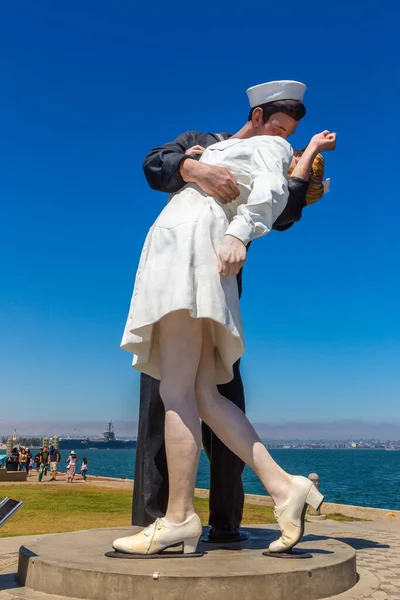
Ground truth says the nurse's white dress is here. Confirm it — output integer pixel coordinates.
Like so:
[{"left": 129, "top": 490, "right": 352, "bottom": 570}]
[{"left": 121, "top": 136, "right": 292, "bottom": 384}]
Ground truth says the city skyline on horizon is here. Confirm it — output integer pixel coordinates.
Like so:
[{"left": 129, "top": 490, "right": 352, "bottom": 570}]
[{"left": 1, "top": 418, "right": 399, "bottom": 442}]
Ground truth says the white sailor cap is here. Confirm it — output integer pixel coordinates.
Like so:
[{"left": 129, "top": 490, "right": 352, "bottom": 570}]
[{"left": 246, "top": 80, "right": 307, "bottom": 108}]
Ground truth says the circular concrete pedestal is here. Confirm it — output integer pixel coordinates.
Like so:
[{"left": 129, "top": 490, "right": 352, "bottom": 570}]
[{"left": 18, "top": 526, "right": 357, "bottom": 600}]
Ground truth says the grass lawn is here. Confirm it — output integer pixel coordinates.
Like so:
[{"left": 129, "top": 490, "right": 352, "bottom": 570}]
[
  {"left": 324, "top": 512, "right": 369, "bottom": 522},
  {"left": 0, "top": 484, "right": 277, "bottom": 537},
  {"left": 0, "top": 485, "right": 358, "bottom": 538}
]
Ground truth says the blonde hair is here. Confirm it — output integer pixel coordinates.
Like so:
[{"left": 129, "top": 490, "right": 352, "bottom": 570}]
[{"left": 288, "top": 150, "right": 325, "bottom": 205}]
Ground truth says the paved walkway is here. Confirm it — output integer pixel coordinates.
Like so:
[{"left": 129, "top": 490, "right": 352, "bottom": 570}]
[
  {"left": 317, "top": 520, "right": 400, "bottom": 599},
  {"left": 1, "top": 518, "right": 400, "bottom": 599},
  {"left": 1, "top": 473, "right": 134, "bottom": 489}
]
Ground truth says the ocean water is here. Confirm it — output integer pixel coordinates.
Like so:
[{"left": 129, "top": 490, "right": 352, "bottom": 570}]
[{"left": 52, "top": 448, "right": 400, "bottom": 511}]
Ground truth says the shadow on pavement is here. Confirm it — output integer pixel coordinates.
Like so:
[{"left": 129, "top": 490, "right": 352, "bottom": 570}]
[
  {"left": 0, "top": 572, "right": 20, "bottom": 592},
  {"left": 302, "top": 533, "right": 390, "bottom": 551},
  {"left": 198, "top": 528, "right": 334, "bottom": 553}
]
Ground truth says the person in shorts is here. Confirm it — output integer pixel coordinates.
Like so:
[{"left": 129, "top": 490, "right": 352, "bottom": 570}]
[{"left": 48, "top": 446, "right": 61, "bottom": 481}]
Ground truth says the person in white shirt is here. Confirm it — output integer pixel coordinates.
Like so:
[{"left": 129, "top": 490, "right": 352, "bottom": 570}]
[{"left": 115, "top": 81, "right": 336, "bottom": 557}]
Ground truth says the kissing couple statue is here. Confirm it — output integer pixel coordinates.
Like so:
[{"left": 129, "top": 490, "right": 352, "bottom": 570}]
[{"left": 114, "top": 79, "right": 336, "bottom": 557}]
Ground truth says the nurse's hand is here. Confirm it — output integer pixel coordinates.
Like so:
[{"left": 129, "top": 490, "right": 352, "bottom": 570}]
[
  {"left": 180, "top": 160, "right": 240, "bottom": 204},
  {"left": 218, "top": 235, "right": 247, "bottom": 276},
  {"left": 309, "top": 131, "right": 337, "bottom": 152}
]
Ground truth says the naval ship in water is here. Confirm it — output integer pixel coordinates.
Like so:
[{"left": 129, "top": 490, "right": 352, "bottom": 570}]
[{"left": 58, "top": 422, "right": 136, "bottom": 450}]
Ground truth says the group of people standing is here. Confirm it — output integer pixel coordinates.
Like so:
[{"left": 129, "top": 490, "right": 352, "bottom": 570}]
[
  {"left": 6, "top": 445, "right": 88, "bottom": 482},
  {"left": 6, "top": 446, "right": 33, "bottom": 472},
  {"left": 34, "top": 446, "right": 61, "bottom": 480},
  {"left": 65, "top": 451, "right": 88, "bottom": 483}
]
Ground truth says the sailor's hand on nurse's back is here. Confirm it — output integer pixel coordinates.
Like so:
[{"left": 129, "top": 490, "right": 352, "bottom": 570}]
[
  {"left": 309, "top": 131, "right": 337, "bottom": 153},
  {"left": 218, "top": 235, "right": 247, "bottom": 277},
  {"left": 180, "top": 159, "right": 240, "bottom": 204}
]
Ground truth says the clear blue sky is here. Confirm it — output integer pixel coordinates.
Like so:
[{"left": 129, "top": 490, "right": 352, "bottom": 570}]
[{"left": 1, "top": 0, "right": 399, "bottom": 429}]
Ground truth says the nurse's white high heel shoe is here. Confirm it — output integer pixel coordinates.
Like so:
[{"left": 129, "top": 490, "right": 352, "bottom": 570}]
[
  {"left": 112, "top": 513, "right": 202, "bottom": 555},
  {"left": 269, "top": 476, "right": 324, "bottom": 554}
]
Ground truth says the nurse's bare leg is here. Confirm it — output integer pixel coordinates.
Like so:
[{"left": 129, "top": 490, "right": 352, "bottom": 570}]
[
  {"left": 195, "top": 322, "right": 291, "bottom": 506},
  {"left": 158, "top": 310, "right": 203, "bottom": 524},
  {"left": 112, "top": 310, "right": 203, "bottom": 555}
]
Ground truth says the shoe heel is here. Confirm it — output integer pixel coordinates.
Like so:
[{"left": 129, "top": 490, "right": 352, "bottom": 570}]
[
  {"left": 306, "top": 484, "right": 324, "bottom": 510},
  {"left": 183, "top": 534, "right": 200, "bottom": 554}
]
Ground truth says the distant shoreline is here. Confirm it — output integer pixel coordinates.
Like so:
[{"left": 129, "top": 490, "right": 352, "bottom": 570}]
[{"left": 9, "top": 445, "right": 399, "bottom": 451}]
